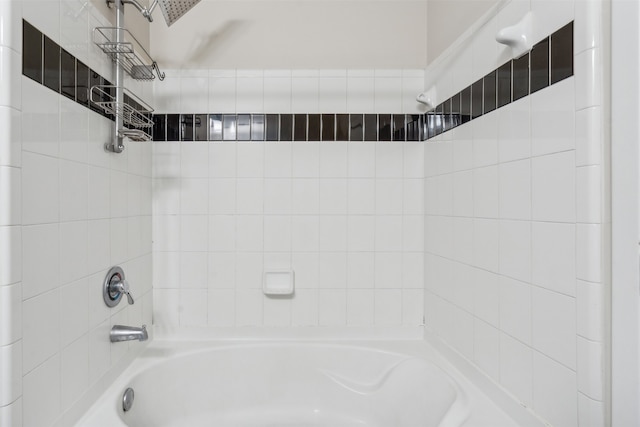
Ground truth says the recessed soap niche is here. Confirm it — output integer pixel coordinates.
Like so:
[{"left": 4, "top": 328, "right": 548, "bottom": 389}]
[{"left": 263, "top": 271, "right": 295, "bottom": 296}]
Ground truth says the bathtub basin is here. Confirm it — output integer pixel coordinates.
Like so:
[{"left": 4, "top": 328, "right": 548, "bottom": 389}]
[{"left": 76, "top": 341, "right": 472, "bottom": 427}]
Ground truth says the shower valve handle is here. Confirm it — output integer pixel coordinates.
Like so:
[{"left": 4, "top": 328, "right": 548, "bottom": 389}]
[{"left": 110, "top": 278, "right": 135, "bottom": 305}]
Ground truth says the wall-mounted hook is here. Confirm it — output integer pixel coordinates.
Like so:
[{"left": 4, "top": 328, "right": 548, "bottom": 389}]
[
  {"left": 416, "top": 87, "right": 437, "bottom": 109},
  {"left": 495, "top": 12, "right": 532, "bottom": 59}
]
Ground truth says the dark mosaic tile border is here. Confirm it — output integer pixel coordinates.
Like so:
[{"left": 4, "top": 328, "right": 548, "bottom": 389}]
[
  {"left": 424, "top": 21, "right": 573, "bottom": 140},
  {"left": 154, "top": 22, "right": 573, "bottom": 143},
  {"left": 22, "top": 20, "right": 148, "bottom": 124},
  {"left": 22, "top": 19, "right": 573, "bottom": 143},
  {"left": 151, "top": 113, "right": 425, "bottom": 142}
]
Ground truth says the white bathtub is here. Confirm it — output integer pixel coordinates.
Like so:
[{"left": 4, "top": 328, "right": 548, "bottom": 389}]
[{"left": 75, "top": 338, "right": 526, "bottom": 427}]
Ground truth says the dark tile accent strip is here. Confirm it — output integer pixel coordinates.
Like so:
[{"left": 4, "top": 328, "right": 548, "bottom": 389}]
[
  {"left": 223, "top": 114, "right": 237, "bottom": 140},
  {"left": 88, "top": 69, "right": 103, "bottom": 114},
  {"left": 442, "top": 98, "right": 451, "bottom": 132},
  {"left": 551, "top": 22, "right": 574, "bottom": 84},
  {"left": 209, "top": 114, "right": 223, "bottom": 140},
  {"left": 153, "top": 114, "right": 166, "bottom": 141},
  {"left": 322, "top": 114, "right": 335, "bottom": 141},
  {"left": 60, "top": 49, "right": 75, "bottom": 101},
  {"left": 43, "top": 35, "right": 60, "bottom": 93},
  {"left": 434, "top": 103, "right": 444, "bottom": 136},
  {"left": 471, "top": 79, "right": 483, "bottom": 119},
  {"left": 378, "top": 114, "right": 392, "bottom": 141},
  {"left": 251, "top": 114, "right": 265, "bottom": 141},
  {"left": 181, "top": 114, "right": 194, "bottom": 141},
  {"left": 280, "top": 114, "right": 293, "bottom": 141},
  {"left": 392, "top": 114, "right": 406, "bottom": 141},
  {"left": 265, "top": 114, "right": 279, "bottom": 141},
  {"left": 237, "top": 114, "right": 251, "bottom": 141},
  {"left": 308, "top": 114, "right": 320, "bottom": 141},
  {"left": 336, "top": 114, "right": 349, "bottom": 141},
  {"left": 406, "top": 115, "right": 422, "bottom": 142},
  {"left": 294, "top": 114, "right": 307, "bottom": 141},
  {"left": 497, "top": 61, "right": 512, "bottom": 108},
  {"left": 102, "top": 79, "right": 115, "bottom": 120},
  {"left": 483, "top": 71, "right": 497, "bottom": 114},
  {"left": 195, "top": 114, "right": 208, "bottom": 141},
  {"left": 166, "top": 114, "right": 180, "bottom": 141},
  {"left": 460, "top": 86, "right": 471, "bottom": 124},
  {"left": 426, "top": 113, "right": 436, "bottom": 139},
  {"left": 451, "top": 93, "right": 461, "bottom": 128},
  {"left": 349, "top": 114, "right": 363, "bottom": 141},
  {"left": 22, "top": 21, "right": 42, "bottom": 84},
  {"left": 364, "top": 114, "right": 377, "bottom": 141},
  {"left": 530, "top": 37, "right": 550, "bottom": 94},
  {"left": 513, "top": 52, "right": 530, "bottom": 102}
]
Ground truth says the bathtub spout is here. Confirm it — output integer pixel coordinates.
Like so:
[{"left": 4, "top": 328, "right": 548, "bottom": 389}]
[{"left": 110, "top": 325, "right": 148, "bottom": 342}]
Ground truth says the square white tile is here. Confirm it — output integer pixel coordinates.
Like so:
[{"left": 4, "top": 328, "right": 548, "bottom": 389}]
[
  {"left": 22, "top": 289, "right": 60, "bottom": 374},
  {"left": 499, "top": 159, "right": 531, "bottom": 220},
  {"left": 347, "top": 252, "right": 375, "bottom": 289},
  {"left": 499, "top": 333, "right": 533, "bottom": 407},
  {"left": 532, "top": 286, "right": 577, "bottom": 369},
  {"left": 499, "top": 276, "right": 532, "bottom": 345},
  {"left": 346, "top": 289, "right": 374, "bottom": 326},
  {"left": 499, "top": 219, "right": 531, "bottom": 283},
  {"left": 531, "top": 222, "right": 576, "bottom": 296},
  {"left": 473, "top": 319, "right": 500, "bottom": 382},
  {"left": 292, "top": 289, "right": 318, "bottom": 326},
  {"left": 533, "top": 351, "right": 578, "bottom": 427},
  {"left": 22, "top": 353, "right": 60, "bottom": 427}
]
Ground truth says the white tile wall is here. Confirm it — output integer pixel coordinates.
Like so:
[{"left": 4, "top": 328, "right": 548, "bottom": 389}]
[
  {"left": 152, "top": 68, "right": 425, "bottom": 330},
  {"left": 153, "top": 140, "right": 424, "bottom": 328},
  {"left": 0, "top": 14, "right": 154, "bottom": 423},
  {"left": 424, "top": 1, "right": 608, "bottom": 426}
]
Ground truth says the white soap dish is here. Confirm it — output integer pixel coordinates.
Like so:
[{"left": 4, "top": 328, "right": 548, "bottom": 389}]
[{"left": 263, "top": 271, "right": 294, "bottom": 296}]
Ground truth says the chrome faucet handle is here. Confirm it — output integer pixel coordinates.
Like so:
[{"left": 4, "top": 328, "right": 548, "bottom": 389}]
[
  {"left": 126, "top": 290, "right": 134, "bottom": 305},
  {"left": 114, "top": 279, "right": 135, "bottom": 305}
]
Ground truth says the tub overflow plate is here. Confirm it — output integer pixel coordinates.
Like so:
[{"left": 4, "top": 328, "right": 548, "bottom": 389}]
[{"left": 122, "top": 388, "right": 134, "bottom": 412}]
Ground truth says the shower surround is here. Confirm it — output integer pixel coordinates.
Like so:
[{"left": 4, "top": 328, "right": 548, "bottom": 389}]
[{"left": 0, "top": 0, "right": 613, "bottom": 426}]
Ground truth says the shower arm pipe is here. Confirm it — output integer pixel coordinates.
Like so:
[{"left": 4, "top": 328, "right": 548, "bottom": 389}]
[
  {"left": 107, "top": 0, "right": 157, "bottom": 23},
  {"left": 126, "top": 0, "right": 158, "bottom": 23}
]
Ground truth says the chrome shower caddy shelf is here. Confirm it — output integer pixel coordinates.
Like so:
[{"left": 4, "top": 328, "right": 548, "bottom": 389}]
[
  {"left": 93, "top": 27, "right": 165, "bottom": 81},
  {"left": 90, "top": 85, "right": 154, "bottom": 142}
]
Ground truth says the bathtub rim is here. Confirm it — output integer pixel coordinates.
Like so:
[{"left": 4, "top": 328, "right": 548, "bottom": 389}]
[
  {"left": 112, "top": 340, "right": 472, "bottom": 427},
  {"left": 71, "top": 331, "right": 545, "bottom": 427},
  {"left": 424, "top": 328, "right": 550, "bottom": 427}
]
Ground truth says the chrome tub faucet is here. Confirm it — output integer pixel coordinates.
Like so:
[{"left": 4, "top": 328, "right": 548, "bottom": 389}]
[{"left": 110, "top": 325, "right": 148, "bottom": 342}]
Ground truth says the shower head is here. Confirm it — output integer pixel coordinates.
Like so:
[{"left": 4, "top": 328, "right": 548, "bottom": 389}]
[{"left": 156, "top": 0, "right": 202, "bottom": 27}]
